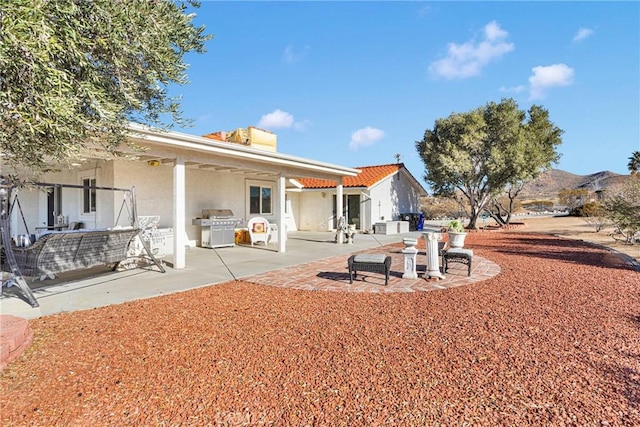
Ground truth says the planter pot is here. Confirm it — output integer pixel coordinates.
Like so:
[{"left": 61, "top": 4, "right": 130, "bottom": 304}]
[{"left": 448, "top": 231, "right": 467, "bottom": 248}]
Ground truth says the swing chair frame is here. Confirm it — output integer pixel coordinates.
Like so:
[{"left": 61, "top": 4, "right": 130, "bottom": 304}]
[{"left": 1, "top": 178, "right": 164, "bottom": 308}]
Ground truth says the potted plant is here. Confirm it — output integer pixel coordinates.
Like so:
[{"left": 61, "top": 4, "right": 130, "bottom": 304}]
[{"left": 447, "top": 219, "right": 467, "bottom": 248}]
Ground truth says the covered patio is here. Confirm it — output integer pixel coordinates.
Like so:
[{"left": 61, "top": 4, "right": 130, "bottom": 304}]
[
  {"left": 122, "top": 123, "right": 362, "bottom": 265},
  {"left": 2, "top": 123, "right": 361, "bottom": 278}
]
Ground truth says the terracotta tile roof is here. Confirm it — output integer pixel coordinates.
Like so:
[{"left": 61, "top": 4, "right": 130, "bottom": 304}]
[
  {"left": 297, "top": 163, "right": 403, "bottom": 189},
  {"left": 202, "top": 131, "right": 226, "bottom": 141}
]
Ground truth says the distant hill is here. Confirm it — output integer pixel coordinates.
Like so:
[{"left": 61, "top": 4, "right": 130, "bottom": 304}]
[{"left": 519, "top": 169, "right": 628, "bottom": 200}]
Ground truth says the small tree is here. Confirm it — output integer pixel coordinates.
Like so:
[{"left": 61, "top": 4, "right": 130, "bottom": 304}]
[
  {"left": 487, "top": 192, "right": 524, "bottom": 223},
  {"left": 604, "top": 178, "right": 640, "bottom": 244},
  {"left": 581, "top": 202, "right": 610, "bottom": 232},
  {"left": 1, "top": 0, "right": 210, "bottom": 174},
  {"left": 416, "top": 98, "right": 562, "bottom": 228}
]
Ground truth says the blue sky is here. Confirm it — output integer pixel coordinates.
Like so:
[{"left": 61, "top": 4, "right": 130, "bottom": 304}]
[{"left": 170, "top": 1, "right": 639, "bottom": 180}]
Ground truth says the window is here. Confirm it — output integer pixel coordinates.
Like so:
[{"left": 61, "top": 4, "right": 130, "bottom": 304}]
[
  {"left": 83, "top": 178, "right": 96, "bottom": 213},
  {"left": 249, "top": 185, "right": 272, "bottom": 215}
]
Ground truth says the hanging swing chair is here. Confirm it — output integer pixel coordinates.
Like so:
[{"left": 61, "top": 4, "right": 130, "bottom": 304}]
[{"left": 1, "top": 178, "right": 164, "bottom": 308}]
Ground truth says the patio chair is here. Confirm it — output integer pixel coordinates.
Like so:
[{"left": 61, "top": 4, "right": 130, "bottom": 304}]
[{"left": 248, "top": 217, "right": 271, "bottom": 245}]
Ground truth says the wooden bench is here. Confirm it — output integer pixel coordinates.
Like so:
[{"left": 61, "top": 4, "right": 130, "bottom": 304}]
[
  {"left": 443, "top": 248, "right": 473, "bottom": 276},
  {"left": 8, "top": 228, "right": 141, "bottom": 279},
  {"left": 348, "top": 254, "right": 392, "bottom": 285}
]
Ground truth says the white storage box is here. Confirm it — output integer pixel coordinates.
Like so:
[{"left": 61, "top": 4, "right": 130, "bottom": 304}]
[{"left": 373, "top": 221, "right": 410, "bottom": 235}]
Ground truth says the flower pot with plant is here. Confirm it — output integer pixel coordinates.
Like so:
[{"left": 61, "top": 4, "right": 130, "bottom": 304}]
[{"left": 447, "top": 219, "right": 467, "bottom": 248}]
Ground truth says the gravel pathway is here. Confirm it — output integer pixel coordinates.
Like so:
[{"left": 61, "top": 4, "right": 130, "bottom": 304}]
[{"left": 1, "top": 232, "right": 639, "bottom": 426}]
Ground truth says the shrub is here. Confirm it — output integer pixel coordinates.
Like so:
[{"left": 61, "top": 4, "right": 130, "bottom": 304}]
[
  {"left": 580, "top": 202, "right": 610, "bottom": 232},
  {"left": 604, "top": 178, "right": 640, "bottom": 244}
]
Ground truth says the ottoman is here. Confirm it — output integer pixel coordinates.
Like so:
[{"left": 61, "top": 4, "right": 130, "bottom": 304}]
[
  {"left": 443, "top": 248, "right": 474, "bottom": 276},
  {"left": 348, "top": 254, "right": 392, "bottom": 285}
]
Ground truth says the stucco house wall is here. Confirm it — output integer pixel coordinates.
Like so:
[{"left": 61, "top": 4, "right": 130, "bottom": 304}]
[
  {"left": 11, "top": 162, "right": 119, "bottom": 234},
  {"left": 367, "top": 170, "right": 423, "bottom": 223},
  {"left": 10, "top": 159, "right": 288, "bottom": 246},
  {"left": 111, "top": 161, "right": 287, "bottom": 243},
  {"left": 295, "top": 191, "right": 334, "bottom": 232},
  {"left": 294, "top": 164, "right": 427, "bottom": 232},
  {"left": 284, "top": 192, "right": 299, "bottom": 232},
  {"left": 369, "top": 178, "right": 395, "bottom": 223},
  {"left": 10, "top": 161, "right": 424, "bottom": 241},
  {"left": 390, "top": 169, "right": 423, "bottom": 217},
  {"left": 8, "top": 187, "right": 40, "bottom": 237}
]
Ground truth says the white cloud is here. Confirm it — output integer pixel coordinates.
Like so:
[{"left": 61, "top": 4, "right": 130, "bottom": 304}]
[
  {"left": 573, "top": 28, "right": 594, "bottom": 43},
  {"left": 349, "top": 127, "right": 385, "bottom": 151},
  {"left": 258, "top": 109, "right": 294, "bottom": 129},
  {"left": 484, "top": 21, "right": 508, "bottom": 42},
  {"left": 257, "top": 109, "right": 310, "bottom": 131},
  {"left": 282, "top": 44, "right": 310, "bottom": 63},
  {"left": 528, "top": 64, "right": 575, "bottom": 99},
  {"left": 429, "top": 21, "right": 514, "bottom": 79}
]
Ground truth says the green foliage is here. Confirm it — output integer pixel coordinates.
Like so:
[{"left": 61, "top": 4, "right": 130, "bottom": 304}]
[
  {"left": 568, "top": 200, "right": 601, "bottom": 217},
  {"left": 604, "top": 178, "right": 640, "bottom": 244},
  {"left": 577, "top": 202, "right": 610, "bottom": 232},
  {"left": 628, "top": 151, "right": 640, "bottom": 175},
  {"left": 581, "top": 202, "right": 605, "bottom": 217},
  {"left": 447, "top": 219, "right": 466, "bottom": 233},
  {"left": 416, "top": 98, "right": 563, "bottom": 228},
  {"left": 0, "top": 0, "right": 210, "bottom": 173}
]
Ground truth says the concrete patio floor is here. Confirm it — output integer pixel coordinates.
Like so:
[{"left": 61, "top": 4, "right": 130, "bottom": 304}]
[{"left": 0, "top": 230, "right": 499, "bottom": 319}]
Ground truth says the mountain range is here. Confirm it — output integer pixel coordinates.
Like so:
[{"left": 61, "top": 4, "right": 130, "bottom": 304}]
[{"left": 519, "top": 169, "right": 630, "bottom": 199}]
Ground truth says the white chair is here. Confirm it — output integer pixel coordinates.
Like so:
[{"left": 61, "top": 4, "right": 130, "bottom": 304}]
[{"left": 247, "top": 217, "right": 271, "bottom": 246}]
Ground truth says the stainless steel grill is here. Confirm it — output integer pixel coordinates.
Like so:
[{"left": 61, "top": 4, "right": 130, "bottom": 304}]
[{"left": 192, "top": 209, "right": 242, "bottom": 248}]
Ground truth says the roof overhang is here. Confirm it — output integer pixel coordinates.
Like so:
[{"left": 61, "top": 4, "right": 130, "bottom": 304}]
[{"left": 122, "top": 123, "right": 360, "bottom": 181}]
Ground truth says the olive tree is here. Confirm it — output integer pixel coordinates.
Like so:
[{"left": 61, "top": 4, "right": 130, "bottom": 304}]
[
  {"left": 416, "top": 98, "right": 563, "bottom": 229},
  {"left": 0, "top": 0, "right": 210, "bottom": 174}
]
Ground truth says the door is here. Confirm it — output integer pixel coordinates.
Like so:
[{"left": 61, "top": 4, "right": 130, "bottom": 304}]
[
  {"left": 332, "top": 194, "right": 361, "bottom": 229},
  {"left": 47, "top": 187, "right": 62, "bottom": 227},
  {"left": 346, "top": 194, "right": 360, "bottom": 229}
]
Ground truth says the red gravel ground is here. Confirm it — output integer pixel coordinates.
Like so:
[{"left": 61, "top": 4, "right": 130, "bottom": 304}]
[{"left": 1, "top": 232, "right": 639, "bottom": 426}]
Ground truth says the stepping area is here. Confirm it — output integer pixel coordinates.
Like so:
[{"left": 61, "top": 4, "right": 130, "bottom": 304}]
[{"left": 244, "top": 244, "right": 500, "bottom": 293}]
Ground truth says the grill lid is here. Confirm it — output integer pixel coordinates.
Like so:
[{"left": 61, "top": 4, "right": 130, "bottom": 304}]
[{"left": 201, "top": 208, "right": 235, "bottom": 219}]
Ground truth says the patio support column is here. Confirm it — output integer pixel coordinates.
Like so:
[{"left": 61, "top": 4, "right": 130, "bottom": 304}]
[
  {"left": 173, "top": 156, "right": 186, "bottom": 269},
  {"left": 277, "top": 173, "right": 286, "bottom": 253},
  {"left": 336, "top": 178, "right": 344, "bottom": 244}
]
